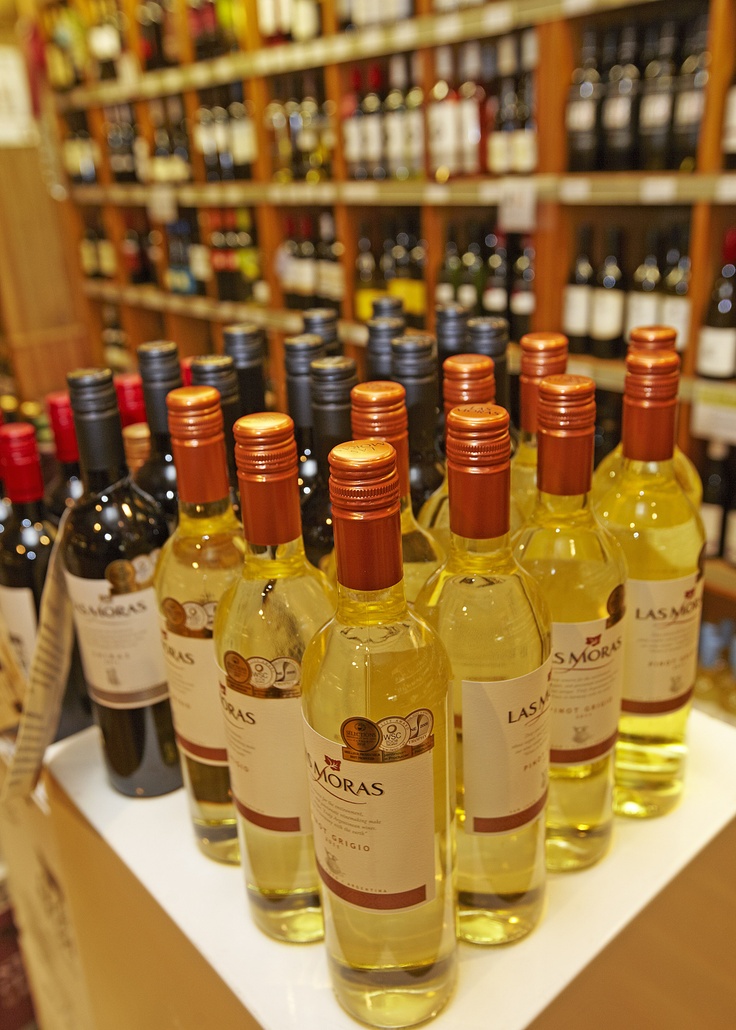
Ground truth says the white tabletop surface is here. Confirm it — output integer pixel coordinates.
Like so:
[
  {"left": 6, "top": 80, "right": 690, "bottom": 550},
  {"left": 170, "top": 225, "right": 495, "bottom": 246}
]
[{"left": 46, "top": 709, "right": 736, "bottom": 1030}]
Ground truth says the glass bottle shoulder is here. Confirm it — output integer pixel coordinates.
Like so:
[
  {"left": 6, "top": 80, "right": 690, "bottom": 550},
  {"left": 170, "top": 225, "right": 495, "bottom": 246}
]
[
  {"left": 592, "top": 442, "right": 702, "bottom": 507},
  {"left": 154, "top": 512, "right": 244, "bottom": 600}
]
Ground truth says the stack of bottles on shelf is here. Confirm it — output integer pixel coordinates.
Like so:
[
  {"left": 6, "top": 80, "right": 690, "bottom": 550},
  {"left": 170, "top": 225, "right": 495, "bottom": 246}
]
[{"left": 1, "top": 307, "right": 715, "bottom": 1027}]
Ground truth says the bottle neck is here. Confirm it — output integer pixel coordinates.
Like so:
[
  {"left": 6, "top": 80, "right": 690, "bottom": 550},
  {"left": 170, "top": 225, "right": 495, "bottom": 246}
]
[
  {"left": 173, "top": 432, "right": 231, "bottom": 507},
  {"left": 242, "top": 534, "right": 309, "bottom": 571},
  {"left": 313, "top": 402, "right": 352, "bottom": 478},
  {"left": 334, "top": 507, "right": 403, "bottom": 593},
  {"left": 178, "top": 495, "right": 233, "bottom": 528},
  {"left": 621, "top": 399, "right": 676, "bottom": 463},
  {"left": 448, "top": 464, "right": 509, "bottom": 539},
  {"left": 493, "top": 355, "right": 510, "bottom": 411},
  {"left": 148, "top": 428, "right": 173, "bottom": 459},
  {"left": 401, "top": 376, "right": 439, "bottom": 458},
  {"left": 535, "top": 490, "right": 592, "bottom": 520},
  {"left": 449, "top": 531, "right": 513, "bottom": 567},
  {"left": 76, "top": 410, "right": 128, "bottom": 492},
  {"left": 235, "top": 365, "right": 266, "bottom": 417},
  {"left": 336, "top": 580, "right": 408, "bottom": 624},
  {"left": 286, "top": 374, "right": 314, "bottom": 432},
  {"left": 10, "top": 499, "right": 47, "bottom": 524},
  {"left": 537, "top": 431, "right": 593, "bottom": 496},
  {"left": 239, "top": 472, "right": 302, "bottom": 547}
]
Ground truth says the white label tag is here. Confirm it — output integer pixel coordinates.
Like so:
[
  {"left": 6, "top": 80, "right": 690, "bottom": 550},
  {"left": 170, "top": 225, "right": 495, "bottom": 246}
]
[
  {"left": 462, "top": 658, "right": 551, "bottom": 833},
  {"left": 562, "top": 283, "right": 592, "bottom": 338},
  {"left": 498, "top": 176, "right": 537, "bottom": 232},
  {"left": 147, "top": 183, "right": 178, "bottom": 225},
  {"left": 660, "top": 295, "right": 691, "bottom": 352},
  {"left": 566, "top": 99, "right": 596, "bottom": 133},
  {"left": 625, "top": 291, "right": 661, "bottom": 339},
  {"left": 0, "top": 585, "right": 37, "bottom": 680},
  {"left": 589, "top": 288, "right": 625, "bottom": 341},
  {"left": 695, "top": 326, "right": 736, "bottom": 379},
  {"left": 639, "top": 93, "right": 673, "bottom": 130}
]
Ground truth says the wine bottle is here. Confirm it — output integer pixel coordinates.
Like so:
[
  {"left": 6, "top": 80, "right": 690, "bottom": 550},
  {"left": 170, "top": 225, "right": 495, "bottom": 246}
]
[
  {"left": 456, "top": 227, "right": 485, "bottom": 316},
  {"left": 301, "top": 439, "right": 457, "bottom": 1026},
  {"left": 354, "top": 223, "right": 386, "bottom": 322},
  {"left": 436, "top": 303, "right": 469, "bottom": 389},
  {"left": 466, "top": 316, "right": 512, "bottom": 414},
  {"left": 214, "top": 412, "right": 334, "bottom": 940},
  {"left": 481, "top": 231, "right": 509, "bottom": 317},
  {"left": 700, "top": 439, "right": 729, "bottom": 558},
  {"left": 638, "top": 21, "right": 677, "bottom": 171},
  {"left": 372, "top": 295, "right": 404, "bottom": 321},
  {"left": 594, "top": 349, "right": 705, "bottom": 818},
  {"left": 487, "top": 36, "right": 518, "bottom": 176},
  {"left": 61, "top": 368, "right": 181, "bottom": 797},
  {"left": 673, "top": 14, "right": 709, "bottom": 172},
  {"left": 428, "top": 45, "right": 459, "bottom": 182},
  {"left": 511, "top": 331, "right": 569, "bottom": 520},
  {"left": 435, "top": 229, "right": 462, "bottom": 306},
  {"left": 384, "top": 53, "right": 410, "bottom": 180},
  {"left": 190, "top": 354, "right": 241, "bottom": 505},
  {"left": 122, "top": 421, "right": 151, "bottom": 475},
  {"left": 315, "top": 212, "right": 344, "bottom": 315},
  {"left": 391, "top": 334, "right": 445, "bottom": 515},
  {"left": 624, "top": 230, "right": 662, "bottom": 339},
  {"left": 301, "top": 356, "right": 357, "bottom": 568},
  {"left": 154, "top": 386, "right": 243, "bottom": 862},
  {"left": 416, "top": 403, "right": 551, "bottom": 944},
  {"left": 659, "top": 225, "right": 692, "bottom": 353},
  {"left": 600, "top": 26, "right": 641, "bottom": 171},
  {"left": 303, "top": 307, "right": 340, "bottom": 357},
  {"left": 136, "top": 340, "right": 183, "bottom": 529},
  {"left": 44, "top": 391, "right": 83, "bottom": 525},
  {"left": 566, "top": 29, "right": 602, "bottom": 172},
  {"left": 509, "top": 236, "right": 536, "bottom": 343},
  {"left": 223, "top": 323, "right": 267, "bottom": 417},
  {"left": 457, "top": 41, "right": 485, "bottom": 177},
  {"left": 514, "top": 375, "right": 626, "bottom": 870},
  {"left": 366, "top": 316, "right": 404, "bottom": 381},
  {"left": 591, "top": 325, "right": 702, "bottom": 507},
  {"left": 562, "top": 224, "right": 595, "bottom": 354},
  {"left": 695, "top": 228, "right": 736, "bottom": 380},
  {"left": 589, "top": 227, "right": 626, "bottom": 360},
  {"left": 351, "top": 381, "right": 445, "bottom": 602},
  {"left": 283, "top": 332, "right": 326, "bottom": 503},
  {"left": 418, "top": 352, "right": 496, "bottom": 554},
  {"left": 512, "top": 29, "right": 538, "bottom": 175}
]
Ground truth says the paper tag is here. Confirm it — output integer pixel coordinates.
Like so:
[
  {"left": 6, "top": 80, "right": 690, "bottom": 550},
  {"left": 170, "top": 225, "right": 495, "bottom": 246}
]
[
  {"left": 715, "top": 176, "right": 736, "bottom": 204},
  {"left": 392, "top": 21, "right": 419, "bottom": 49},
  {"left": 498, "top": 177, "right": 537, "bottom": 232},
  {"left": 559, "top": 177, "right": 591, "bottom": 203},
  {"left": 0, "top": 617, "right": 26, "bottom": 730},
  {"left": 639, "top": 176, "right": 678, "bottom": 204},
  {"left": 0, "top": 510, "right": 75, "bottom": 801},
  {"left": 146, "top": 184, "right": 178, "bottom": 225},
  {"left": 482, "top": 2, "right": 513, "bottom": 33}
]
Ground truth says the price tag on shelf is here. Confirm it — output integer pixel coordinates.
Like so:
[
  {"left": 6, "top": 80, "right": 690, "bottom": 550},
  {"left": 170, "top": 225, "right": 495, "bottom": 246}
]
[
  {"left": 341, "top": 181, "right": 380, "bottom": 203},
  {"left": 437, "top": 14, "right": 463, "bottom": 40},
  {"left": 482, "top": 3, "right": 513, "bottom": 34},
  {"left": 690, "top": 379, "right": 736, "bottom": 445},
  {"left": 424, "top": 184, "right": 450, "bottom": 205},
  {"left": 715, "top": 176, "right": 736, "bottom": 204},
  {"left": 639, "top": 176, "right": 678, "bottom": 204},
  {"left": 558, "top": 176, "right": 591, "bottom": 203},
  {"left": 478, "top": 180, "right": 501, "bottom": 204},
  {"left": 147, "top": 184, "right": 178, "bottom": 225},
  {"left": 188, "top": 244, "right": 212, "bottom": 283},
  {"left": 392, "top": 22, "right": 420, "bottom": 50},
  {"left": 497, "top": 177, "right": 537, "bottom": 232},
  {"left": 115, "top": 52, "right": 140, "bottom": 92},
  {"left": 562, "top": 0, "right": 596, "bottom": 14}
]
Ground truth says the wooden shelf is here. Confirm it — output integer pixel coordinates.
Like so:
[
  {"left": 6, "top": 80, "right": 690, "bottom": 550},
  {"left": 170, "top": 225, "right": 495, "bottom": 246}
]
[{"left": 704, "top": 559, "right": 736, "bottom": 603}]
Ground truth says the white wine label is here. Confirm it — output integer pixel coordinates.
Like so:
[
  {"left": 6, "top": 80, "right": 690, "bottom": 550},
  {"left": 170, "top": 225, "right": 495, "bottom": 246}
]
[
  {"left": 221, "top": 651, "right": 311, "bottom": 832},
  {"left": 361, "top": 114, "right": 384, "bottom": 164},
  {"left": 159, "top": 605, "right": 227, "bottom": 765},
  {"left": 511, "top": 128, "right": 538, "bottom": 174},
  {"left": 487, "top": 130, "right": 511, "bottom": 175},
  {"left": 0, "top": 586, "right": 37, "bottom": 680},
  {"left": 405, "top": 109, "right": 425, "bottom": 170},
  {"left": 701, "top": 503, "right": 724, "bottom": 558},
  {"left": 566, "top": 99, "right": 596, "bottom": 133},
  {"left": 550, "top": 602, "right": 625, "bottom": 764},
  {"left": 623, "top": 574, "right": 703, "bottom": 714},
  {"left": 457, "top": 283, "right": 478, "bottom": 311},
  {"left": 639, "top": 93, "right": 673, "bottom": 130},
  {"left": 317, "top": 260, "right": 345, "bottom": 301},
  {"left": 602, "top": 95, "right": 632, "bottom": 131},
  {"left": 722, "top": 87, "right": 736, "bottom": 152},
  {"left": 435, "top": 282, "right": 455, "bottom": 306},
  {"left": 342, "top": 117, "right": 362, "bottom": 165},
  {"left": 660, "top": 295, "right": 691, "bottom": 352},
  {"left": 230, "top": 118, "right": 257, "bottom": 164},
  {"left": 695, "top": 326, "right": 736, "bottom": 379},
  {"left": 675, "top": 88, "right": 705, "bottom": 129},
  {"left": 462, "top": 658, "right": 551, "bottom": 833},
  {"left": 562, "top": 284, "right": 592, "bottom": 337},
  {"left": 428, "top": 102, "right": 458, "bottom": 174},
  {"left": 384, "top": 110, "right": 406, "bottom": 169},
  {"left": 389, "top": 279, "right": 426, "bottom": 318},
  {"left": 97, "top": 240, "right": 117, "bottom": 278},
  {"left": 510, "top": 290, "right": 536, "bottom": 316},
  {"left": 483, "top": 285, "right": 508, "bottom": 313},
  {"left": 589, "top": 288, "right": 625, "bottom": 341},
  {"left": 65, "top": 570, "right": 168, "bottom": 710},
  {"left": 625, "top": 291, "right": 661, "bottom": 339},
  {"left": 303, "top": 712, "right": 437, "bottom": 910},
  {"left": 458, "top": 98, "right": 481, "bottom": 175}
]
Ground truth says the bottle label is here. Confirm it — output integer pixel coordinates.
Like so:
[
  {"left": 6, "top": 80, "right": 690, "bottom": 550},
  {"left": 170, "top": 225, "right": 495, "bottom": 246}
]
[
  {"left": 639, "top": 93, "right": 673, "bottom": 131},
  {"left": 622, "top": 574, "right": 703, "bottom": 714},
  {"left": 566, "top": 99, "right": 596, "bottom": 133},
  {"left": 159, "top": 603, "right": 227, "bottom": 765},
  {"left": 384, "top": 110, "right": 406, "bottom": 172},
  {"left": 602, "top": 95, "right": 632, "bottom": 131},
  {"left": 675, "top": 88, "right": 705, "bottom": 130},
  {"left": 456, "top": 282, "right": 478, "bottom": 311},
  {"left": 428, "top": 101, "right": 458, "bottom": 174},
  {"left": 562, "top": 283, "right": 592, "bottom": 337},
  {"left": 510, "top": 290, "right": 536, "bottom": 316},
  {"left": 389, "top": 278, "right": 426, "bottom": 317},
  {"left": 361, "top": 113, "right": 384, "bottom": 164},
  {"left": 65, "top": 567, "right": 168, "bottom": 710},
  {"left": 482, "top": 285, "right": 508, "bottom": 313},
  {"left": 660, "top": 295, "right": 691, "bottom": 352},
  {"left": 458, "top": 98, "right": 481, "bottom": 175},
  {"left": 342, "top": 117, "right": 361, "bottom": 166},
  {"left": 696, "top": 325, "right": 736, "bottom": 379},
  {"left": 221, "top": 651, "right": 312, "bottom": 832},
  {"left": 550, "top": 601, "right": 625, "bottom": 764},
  {"left": 230, "top": 118, "right": 257, "bottom": 164},
  {"left": 435, "top": 282, "right": 455, "bottom": 306},
  {"left": 625, "top": 291, "right": 661, "bottom": 338},
  {"left": 97, "top": 239, "right": 117, "bottom": 278},
  {"left": 701, "top": 503, "right": 724, "bottom": 558},
  {"left": 723, "top": 86, "right": 736, "bottom": 152},
  {"left": 0, "top": 585, "right": 37, "bottom": 680},
  {"left": 511, "top": 128, "right": 537, "bottom": 174},
  {"left": 487, "top": 130, "right": 511, "bottom": 175},
  {"left": 405, "top": 109, "right": 425, "bottom": 171},
  {"left": 79, "top": 238, "right": 98, "bottom": 276},
  {"left": 303, "top": 712, "right": 437, "bottom": 909},
  {"left": 317, "top": 259, "right": 345, "bottom": 301},
  {"left": 462, "top": 658, "right": 552, "bottom": 833},
  {"left": 589, "top": 288, "right": 625, "bottom": 341}
]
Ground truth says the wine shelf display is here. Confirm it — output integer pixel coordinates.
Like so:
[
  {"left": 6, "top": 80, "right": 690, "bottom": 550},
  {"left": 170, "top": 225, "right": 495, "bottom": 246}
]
[{"left": 43, "top": 0, "right": 736, "bottom": 461}]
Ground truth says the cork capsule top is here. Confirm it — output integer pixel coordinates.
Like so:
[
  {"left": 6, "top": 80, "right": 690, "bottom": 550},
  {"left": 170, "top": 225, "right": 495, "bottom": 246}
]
[
  {"left": 46, "top": 390, "right": 78, "bottom": 463},
  {"left": 166, "top": 386, "right": 223, "bottom": 441},
  {"left": 628, "top": 325, "right": 677, "bottom": 351},
  {"left": 234, "top": 412, "right": 297, "bottom": 477},
  {"left": 537, "top": 374, "right": 596, "bottom": 433},
  {"left": 624, "top": 348, "right": 680, "bottom": 402},
  {"left": 351, "top": 381, "right": 407, "bottom": 438},
  {"left": 329, "top": 440, "right": 400, "bottom": 517},
  {"left": 520, "top": 332, "right": 569, "bottom": 378},
  {"left": 446, "top": 404, "right": 510, "bottom": 470},
  {"left": 68, "top": 367, "right": 117, "bottom": 415},
  {"left": 443, "top": 353, "right": 496, "bottom": 409},
  {"left": 0, "top": 422, "right": 43, "bottom": 502}
]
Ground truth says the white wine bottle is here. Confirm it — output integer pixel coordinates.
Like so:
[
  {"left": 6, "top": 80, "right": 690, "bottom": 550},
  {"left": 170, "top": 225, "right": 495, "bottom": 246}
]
[
  {"left": 301, "top": 439, "right": 457, "bottom": 1028},
  {"left": 350, "top": 380, "right": 445, "bottom": 603},
  {"left": 153, "top": 386, "right": 244, "bottom": 863},
  {"left": 594, "top": 349, "right": 705, "bottom": 818},
  {"left": 416, "top": 404, "right": 551, "bottom": 945},
  {"left": 591, "top": 325, "right": 702, "bottom": 506},
  {"left": 418, "top": 352, "right": 496, "bottom": 554},
  {"left": 213, "top": 412, "right": 334, "bottom": 942},
  {"left": 514, "top": 375, "right": 626, "bottom": 872},
  {"left": 511, "top": 331, "right": 568, "bottom": 520}
]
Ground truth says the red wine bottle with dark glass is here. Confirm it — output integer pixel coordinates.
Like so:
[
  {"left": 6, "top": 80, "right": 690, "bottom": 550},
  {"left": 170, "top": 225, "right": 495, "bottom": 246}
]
[
  {"left": 136, "top": 341, "right": 182, "bottom": 529},
  {"left": 44, "top": 391, "right": 84, "bottom": 525}
]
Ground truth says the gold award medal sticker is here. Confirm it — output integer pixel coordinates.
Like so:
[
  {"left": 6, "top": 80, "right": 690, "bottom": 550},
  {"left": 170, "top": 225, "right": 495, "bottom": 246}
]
[
  {"left": 224, "top": 650, "right": 251, "bottom": 687},
  {"left": 341, "top": 717, "right": 382, "bottom": 753},
  {"left": 162, "top": 597, "right": 187, "bottom": 630},
  {"left": 203, "top": 601, "right": 218, "bottom": 631}
]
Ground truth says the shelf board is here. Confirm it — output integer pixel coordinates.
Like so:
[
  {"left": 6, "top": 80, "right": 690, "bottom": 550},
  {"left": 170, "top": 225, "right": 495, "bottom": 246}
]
[
  {"left": 70, "top": 173, "right": 736, "bottom": 210},
  {"left": 55, "top": 0, "right": 661, "bottom": 112}
]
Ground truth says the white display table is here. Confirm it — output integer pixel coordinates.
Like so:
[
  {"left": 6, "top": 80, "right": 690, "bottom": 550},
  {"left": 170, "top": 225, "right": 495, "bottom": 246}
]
[{"left": 45, "top": 710, "right": 736, "bottom": 1030}]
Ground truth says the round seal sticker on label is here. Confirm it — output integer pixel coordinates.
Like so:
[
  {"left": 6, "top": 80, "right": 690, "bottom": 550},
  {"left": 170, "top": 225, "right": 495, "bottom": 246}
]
[
  {"left": 162, "top": 597, "right": 187, "bottom": 629},
  {"left": 378, "top": 717, "right": 411, "bottom": 752},
  {"left": 224, "top": 650, "right": 250, "bottom": 685},
  {"left": 247, "top": 657, "right": 276, "bottom": 688},
  {"left": 341, "top": 718, "right": 382, "bottom": 752}
]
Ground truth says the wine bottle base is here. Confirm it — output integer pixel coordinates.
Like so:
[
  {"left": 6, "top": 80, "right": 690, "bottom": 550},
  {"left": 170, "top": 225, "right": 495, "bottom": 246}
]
[
  {"left": 329, "top": 951, "right": 457, "bottom": 1029},
  {"left": 456, "top": 886, "right": 545, "bottom": 945},
  {"left": 193, "top": 821, "right": 240, "bottom": 864},
  {"left": 247, "top": 887, "right": 324, "bottom": 943},
  {"left": 614, "top": 734, "right": 688, "bottom": 819},
  {"left": 545, "top": 823, "right": 612, "bottom": 872}
]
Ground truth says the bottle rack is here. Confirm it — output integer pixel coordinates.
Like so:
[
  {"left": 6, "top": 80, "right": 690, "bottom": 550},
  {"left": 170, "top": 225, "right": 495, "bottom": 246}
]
[{"left": 45, "top": 0, "right": 736, "bottom": 443}]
